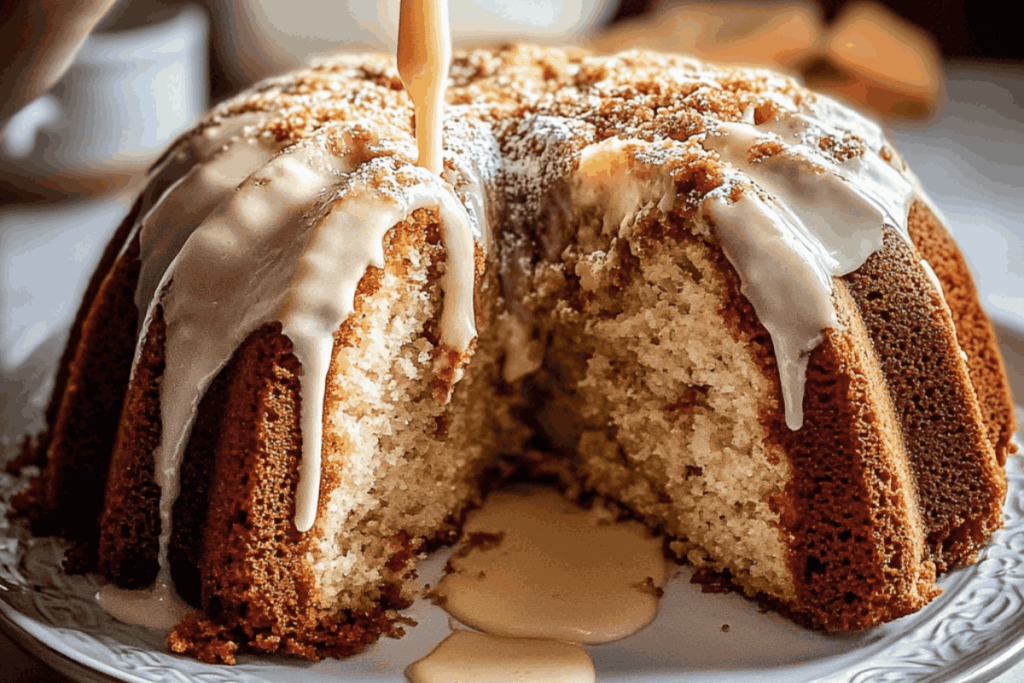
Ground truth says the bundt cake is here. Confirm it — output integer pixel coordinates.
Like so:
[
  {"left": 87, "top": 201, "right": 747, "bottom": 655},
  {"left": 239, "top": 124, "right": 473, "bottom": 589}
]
[{"left": 10, "top": 43, "right": 1017, "bottom": 663}]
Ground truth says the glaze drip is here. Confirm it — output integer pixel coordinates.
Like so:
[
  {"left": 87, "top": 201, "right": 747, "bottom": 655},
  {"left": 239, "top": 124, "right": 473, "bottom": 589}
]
[
  {"left": 136, "top": 115, "right": 280, "bottom": 324},
  {"left": 282, "top": 157, "right": 477, "bottom": 531},
  {"left": 700, "top": 114, "right": 917, "bottom": 428},
  {"left": 126, "top": 123, "right": 477, "bottom": 603}
]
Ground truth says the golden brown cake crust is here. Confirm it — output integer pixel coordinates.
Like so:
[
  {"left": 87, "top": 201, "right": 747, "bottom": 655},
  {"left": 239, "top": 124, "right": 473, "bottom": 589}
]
[
  {"left": 12, "top": 206, "right": 143, "bottom": 562},
  {"left": 844, "top": 226, "right": 1006, "bottom": 570},
  {"left": 907, "top": 201, "right": 1018, "bottom": 464},
  {"left": 706, "top": 234, "right": 937, "bottom": 630}
]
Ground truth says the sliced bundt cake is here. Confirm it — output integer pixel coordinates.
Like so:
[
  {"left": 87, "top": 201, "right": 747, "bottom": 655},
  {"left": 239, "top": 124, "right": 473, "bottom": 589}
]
[{"left": 10, "top": 44, "right": 1016, "bottom": 662}]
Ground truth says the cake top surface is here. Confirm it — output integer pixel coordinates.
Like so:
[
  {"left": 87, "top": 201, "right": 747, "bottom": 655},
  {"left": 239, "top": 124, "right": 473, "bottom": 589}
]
[
  {"left": 192, "top": 43, "right": 918, "bottom": 293},
  {"left": 196, "top": 44, "right": 898, "bottom": 217}
]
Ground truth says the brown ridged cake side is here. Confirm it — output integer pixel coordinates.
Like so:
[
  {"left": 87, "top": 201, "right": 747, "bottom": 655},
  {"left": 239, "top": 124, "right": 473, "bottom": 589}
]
[
  {"left": 8, "top": 146, "right": 199, "bottom": 566},
  {"left": 844, "top": 226, "right": 1006, "bottom": 571},
  {"left": 906, "top": 201, "right": 1018, "bottom": 464},
  {"left": 96, "top": 305, "right": 165, "bottom": 587},
  {"left": 707, "top": 235, "right": 938, "bottom": 630},
  {"left": 767, "top": 283, "right": 939, "bottom": 630},
  {"left": 168, "top": 325, "right": 398, "bottom": 664},
  {"left": 95, "top": 310, "right": 408, "bottom": 662},
  {"left": 11, "top": 146, "right": 199, "bottom": 484},
  {"left": 11, "top": 218, "right": 143, "bottom": 562}
]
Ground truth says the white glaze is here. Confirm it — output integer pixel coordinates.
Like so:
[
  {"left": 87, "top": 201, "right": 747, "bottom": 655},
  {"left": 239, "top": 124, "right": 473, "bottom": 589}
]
[
  {"left": 282, "top": 157, "right": 477, "bottom": 531},
  {"left": 571, "top": 100, "right": 920, "bottom": 429},
  {"left": 96, "top": 583, "right": 191, "bottom": 630},
  {"left": 136, "top": 125, "right": 283, "bottom": 325},
  {"left": 433, "top": 487, "right": 668, "bottom": 643},
  {"left": 699, "top": 116, "right": 916, "bottom": 428},
  {"left": 407, "top": 630, "right": 595, "bottom": 683}
]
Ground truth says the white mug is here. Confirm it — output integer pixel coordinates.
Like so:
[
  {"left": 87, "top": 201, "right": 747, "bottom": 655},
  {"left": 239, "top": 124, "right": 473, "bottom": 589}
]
[{"left": 1, "top": 4, "right": 209, "bottom": 170}]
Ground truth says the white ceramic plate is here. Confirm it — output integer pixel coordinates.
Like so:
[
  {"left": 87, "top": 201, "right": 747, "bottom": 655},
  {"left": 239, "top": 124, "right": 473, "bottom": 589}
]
[{"left": 3, "top": 409, "right": 1024, "bottom": 683}]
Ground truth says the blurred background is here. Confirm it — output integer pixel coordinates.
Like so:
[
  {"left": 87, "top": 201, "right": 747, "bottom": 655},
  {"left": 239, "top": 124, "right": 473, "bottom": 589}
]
[
  {"left": 0, "top": 0, "right": 1021, "bottom": 399},
  {"left": 95, "top": 0, "right": 1024, "bottom": 100},
  {"left": 613, "top": 0, "right": 1024, "bottom": 60},
  {"left": 0, "top": 0, "right": 1020, "bottom": 394},
  {"left": 0, "top": 1, "right": 1022, "bottom": 681},
  {"left": 2, "top": 0, "right": 1020, "bottom": 201}
]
